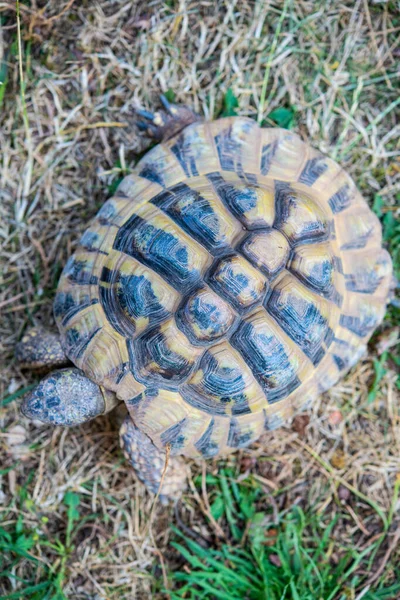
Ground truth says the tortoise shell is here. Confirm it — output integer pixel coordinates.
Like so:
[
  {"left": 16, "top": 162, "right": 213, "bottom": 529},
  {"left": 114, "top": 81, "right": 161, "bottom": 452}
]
[{"left": 54, "top": 117, "right": 392, "bottom": 458}]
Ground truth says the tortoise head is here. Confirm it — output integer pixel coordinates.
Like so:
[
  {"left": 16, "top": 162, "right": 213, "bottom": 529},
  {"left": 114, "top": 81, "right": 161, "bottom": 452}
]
[{"left": 21, "top": 368, "right": 106, "bottom": 426}]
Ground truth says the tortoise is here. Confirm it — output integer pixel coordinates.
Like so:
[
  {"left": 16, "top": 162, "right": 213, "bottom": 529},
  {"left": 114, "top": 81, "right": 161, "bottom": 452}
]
[{"left": 17, "top": 97, "right": 393, "bottom": 501}]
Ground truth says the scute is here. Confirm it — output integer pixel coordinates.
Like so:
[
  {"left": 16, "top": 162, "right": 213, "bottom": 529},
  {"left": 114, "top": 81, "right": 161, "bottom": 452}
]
[
  {"left": 177, "top": 287, "right": 236, "bottom": 343},
  {"left": 55, "top": 116, "right": 392, "bottom": 459}
]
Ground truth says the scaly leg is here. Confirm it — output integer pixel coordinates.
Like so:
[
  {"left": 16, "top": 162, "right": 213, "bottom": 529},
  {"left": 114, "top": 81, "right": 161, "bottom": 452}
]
[
  {"left": 16, "top": 326, "right": 68, "bottom": 370},
  {"left": 135, "top": 94, "right": 202, "bottom": 142},
  {"left": 120, "top": 416, "right": 187, "bottom": 504}
]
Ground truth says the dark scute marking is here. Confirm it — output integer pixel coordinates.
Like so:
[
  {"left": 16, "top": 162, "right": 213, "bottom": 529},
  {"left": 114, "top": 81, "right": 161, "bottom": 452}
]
[
  {"left": 309, "top": 260, "right": 333, "bottom": 292},
  {"left": 208, "top": 256, "right": 267, "bottom": 312},
  {"left": 180, "top": 388, "right": 228, "bottom": 416},
  {"left": 260, "top": 142, "right": 278, "bottom": 175},
  {"left": 99, "top": 285, "right": 134, "bottom": 337},
  {"left": 62, "top": 299, "right": 99, "bottom": 326},
  {"left": 299, "top": 157, "right": 328, "bottom": 186},
  {"left": 341, "top": 229, "right": 373, "bottom": 250},
  {"left": 312, "top": 346, "right": 325, "bottom": 366},
  {"left": 113, "top": 214, "right": 199, "bottom": 291},
  {"left": 138, "top": 326, "right": 194, "bottom": 383},
  {"left": 100, "top": 266, "right": 115, "bottom": 284},
  {"left": 181, "top": 294, "right": 232, "bottom": 341},
  {"left": 339, "top": 314, "right": 378, "bottom": 338},
  {"left": 80, "top": 231, "right": 100, "bottom": 251},
  {"left": 231, "top": 322, "right": 301, "bottom": 403},
  {"left": 244, "top": 172, "right": 258, "bottom": 185},
  {"left": 234, "top": 273, "right": 248, "bottom": 292},
  {"left": 115, "top": 362, "right": 130, "bottom": 384},
  {"left": 294, "top": 259, "right": 333, "bottom": 294},
  {"left": 194, "top": 419, "right": 219, "bottom": 457},
  {"left": 160, "top": 418, "right": 187, "bottom": 450},
  {"left": 330, "top": 336, "right": 366, "bottom": 373},
  {"left": 213, "top": 182, "right": 259, "bottom": 224},
  {"left": 98, "top": 201, "right": 117, "bottom": 225},
  {"left": 227, "top": 418, "right": 253, "bottom": 449},
  {"left": 54, "top": 292, "right": 77, "bottom": 319},
  {"left": 267, "top": 289, "right": 328, "bottom": 363},
  {"left": 274, "top": 181, "right": 328, "bottom": 244},
  {"left": 170, "top": 135, "right": 199, "bottom": 177},
  {"left": 192, "top": 296, "right": 218, "bottom": 330},
  {"left": 126, "top": 339, "right": 137, "bottom": 372},
  {"left": 138, "top": 163, "right": 165, "bottom": 186},
  {"left": 263, "top": 409, "right": 284, "bottom": 431},
  {"left": 65, "top": 326, "right": 101, "bottom": 359},
  {"left": 344, "top": 271, "right": 381, "bottom": 294},
  {"left": 206, "top": 171, "right": 226, "bottom": 187},
  {"left": 158, "top": 184, "right": 225, "bottom": 253},
  {"left": 63, "top": 257, "right": 98, "bottom": 285},
  {"left": 330, "top": 289, "right": 343, "bottom": 308},
  {"left": 215, "top": 127, "right": 243, "bottom": 173},
  {"left": 65, "top": 328, "right": 80, "bottom": 350},
  {"left": 126, "top": 393, "right": 143, "bottom": 406},
  {"left": 273, "top": 180, "right": 292, "bottom": 211},
  {"left": 333, "top": 256, "right": 343, "bottom": 274},
  {"left": 203, "top": 354, "right": 251, "bottom": 413},
  {"left": 324, "top": 327, "right": 334, "bottom": 348},
  {"left": 54, "top": 292, "right": 97, "bottom": 325},
  {"left": 76, "top": 327, "right": 101, "bottom": 358},
  {"left": 185, "top": 352, "right": 251, "bottom": 416},
  {"left": 332, "top": 353, "right": 347, "bottom": 371},
  {"left": 328, "top": 184, "right": 351, "bottom": 213},
  {"left": 118, "top": 273, "right": 167, "bottom": 322},
  {"left": 150, "top": 188, "right": 175, "bottom": 208}
]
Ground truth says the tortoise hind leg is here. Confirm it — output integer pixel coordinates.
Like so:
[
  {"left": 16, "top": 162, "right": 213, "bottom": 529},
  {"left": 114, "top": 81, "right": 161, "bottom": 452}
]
[
  {"left": 135, "top": 95, "right": 202, "bottom": 142},
  {"left": 16, "top": 326, "right": 68, "bottom": 370},
  {"left": 120, "top": 416, "right": 187, "bottom": 504}
]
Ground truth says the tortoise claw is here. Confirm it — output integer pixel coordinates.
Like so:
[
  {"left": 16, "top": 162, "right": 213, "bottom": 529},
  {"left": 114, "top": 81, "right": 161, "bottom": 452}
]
[
  {"left": 135, "top": 119, "right": 162, "bottom": 138},
  {"left": 134, "top": 97, "right": 202, "bottom": 142},
  {"left": 160, "top": 94, "right": 174, "bottom": 114},
  {"left": 136, "top": 108, "right": 157, "bottom": 121}
]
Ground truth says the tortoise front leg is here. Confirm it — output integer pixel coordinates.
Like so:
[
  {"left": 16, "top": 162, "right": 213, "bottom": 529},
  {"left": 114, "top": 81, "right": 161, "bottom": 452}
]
[
  {"left": 120, "top": 416, "right": 187, "bottom": 504},
  {"left": 21, "top": 368, "right": 119, "bottom": 426},
  {"left": 135, "top": 95, "right": 202, "bottom": 142},
  {"left": 16, "top": 326, "right": 68, "bottom": 370}
]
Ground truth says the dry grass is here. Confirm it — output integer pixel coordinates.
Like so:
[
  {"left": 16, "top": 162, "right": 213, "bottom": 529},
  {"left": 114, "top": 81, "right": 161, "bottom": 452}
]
[{"left": 0, "top": 1, "right": 399, "bottom": 598}]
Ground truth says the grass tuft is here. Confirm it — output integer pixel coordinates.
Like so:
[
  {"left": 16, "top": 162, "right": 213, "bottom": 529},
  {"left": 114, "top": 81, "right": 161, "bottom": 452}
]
[{"left": 170, "top": 471, "right": 400, "bottom": 600}]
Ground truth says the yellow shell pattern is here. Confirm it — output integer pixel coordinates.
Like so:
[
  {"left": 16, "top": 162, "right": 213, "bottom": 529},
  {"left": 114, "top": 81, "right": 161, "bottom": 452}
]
[{"left": 54, "top": 118, "right": 393, "bottom": 458}]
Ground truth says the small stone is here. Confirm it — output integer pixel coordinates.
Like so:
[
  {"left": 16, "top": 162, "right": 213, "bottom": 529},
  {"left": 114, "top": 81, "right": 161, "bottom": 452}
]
[
  {"left": 328, "top": 410, "right": 343, "bottom": 426},
  {"left": 7, "top": 379, "right": 20, "bottom": 395},
  {"left": 291, "top": 415, "right": 310, "bottom": 437},
  {"left": 269, "top": 553, "right": 282, "bottom": 567},
  {"left": 331, "top": 450, "right": 346, "bottom": 470},
  {"left": 6, "top": 425, "right": 27, "bottom": 446},
  {"left": 338, "top": 485, "right": 351, "bottom": 503},
  {"left": 240, "top": 456, "right": 256, "bottom": 472}
]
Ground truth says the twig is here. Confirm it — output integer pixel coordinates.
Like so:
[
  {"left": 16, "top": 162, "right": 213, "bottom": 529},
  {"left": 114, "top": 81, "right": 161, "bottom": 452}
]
[
  {"left": 296, "top": 439, "right": 388, "bottom": 530},
  {"left": 16, "top": 0, "right": 33, "bottom": 219},
  {"left": 44, "top": 0, "right": 76, "bottom": 24},
  {"left": 366, "top": 527, "right": 400, "bottom": 586},
  {"left": 142, "top": 444, "right": 171, "bottom": 591},
  {"left": 257, "top": 0, "right": 289, "bottom": 124}
]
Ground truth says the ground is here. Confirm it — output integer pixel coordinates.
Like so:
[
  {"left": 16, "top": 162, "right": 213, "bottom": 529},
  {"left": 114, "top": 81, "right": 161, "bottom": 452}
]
[{"left": 0, "top": 1, "right": 399, "bottom": 599}]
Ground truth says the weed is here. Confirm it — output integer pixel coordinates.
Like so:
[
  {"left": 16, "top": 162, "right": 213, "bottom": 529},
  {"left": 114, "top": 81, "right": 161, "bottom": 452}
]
[
  {"left": 170, "top": 471, "right": 400, "bottom": 600},
  {"left": 0, "top": 490, "right": 85, "bottom": 599}
]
